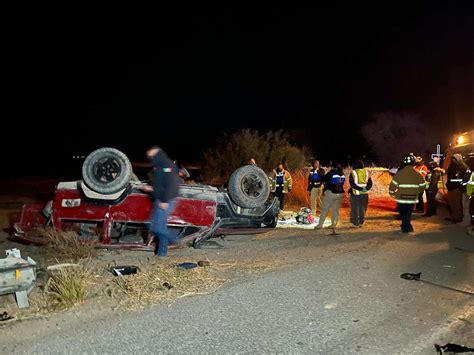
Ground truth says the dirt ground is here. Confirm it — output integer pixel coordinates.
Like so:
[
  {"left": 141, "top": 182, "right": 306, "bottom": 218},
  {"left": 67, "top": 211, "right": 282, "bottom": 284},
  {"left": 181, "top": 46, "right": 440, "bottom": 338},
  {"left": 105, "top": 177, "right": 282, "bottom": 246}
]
[{"left": 0, "top": 177, "right": 471, "bottom": 347}]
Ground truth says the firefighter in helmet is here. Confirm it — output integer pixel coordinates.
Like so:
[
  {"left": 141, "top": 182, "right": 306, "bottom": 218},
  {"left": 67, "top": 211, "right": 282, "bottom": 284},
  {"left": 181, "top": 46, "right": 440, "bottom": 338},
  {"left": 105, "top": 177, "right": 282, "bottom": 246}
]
[{"left": 389, "top": 153, "right": 426, "bottom": 233}]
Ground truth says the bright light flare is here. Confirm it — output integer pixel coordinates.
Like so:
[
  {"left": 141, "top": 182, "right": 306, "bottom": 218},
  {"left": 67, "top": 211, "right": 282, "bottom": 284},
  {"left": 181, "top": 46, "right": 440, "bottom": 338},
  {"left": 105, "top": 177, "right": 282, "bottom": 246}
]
[{"left": 456, "top": 135, "right": 465, "bottom": 145}]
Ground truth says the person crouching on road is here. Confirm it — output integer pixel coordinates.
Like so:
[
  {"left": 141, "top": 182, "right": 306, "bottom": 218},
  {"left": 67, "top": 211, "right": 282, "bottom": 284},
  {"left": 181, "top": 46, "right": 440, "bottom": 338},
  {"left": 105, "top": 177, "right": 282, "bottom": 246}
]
[
  {"left": 140, "top": 146, "right": 180, "bottom": 256},
  {"left": 316, "top": 163, "right": 345, "bottom": 229},
  {"left": 423, "top": 161, "right": 444, "bottom": 217},
  {"left": 349, "top": 160, "right": 372, "bottom": 227},
  {"left": 307, "top": 160, "right": 325, "bottom": 215},
  {"left": 389, "top": 153, "right": 426, "bottom": 233},
  {"left": 269, "top": 162, "right": 292, "bottom": 211}
]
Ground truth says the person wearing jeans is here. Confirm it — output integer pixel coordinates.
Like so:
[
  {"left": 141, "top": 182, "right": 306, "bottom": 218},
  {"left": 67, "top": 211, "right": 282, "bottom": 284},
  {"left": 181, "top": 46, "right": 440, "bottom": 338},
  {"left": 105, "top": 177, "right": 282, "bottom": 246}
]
[
  {"left": 140, "top": 146, "right": 180, "bottom": 256},
  {"left": 349, "top": 160, "right": 373, "bottom": 227},
  {"left": 397, "top": 203, "right": 414, "bottom": 233},
  {"left": 150, "top": 199, "right": 177, "bottom": 256}
]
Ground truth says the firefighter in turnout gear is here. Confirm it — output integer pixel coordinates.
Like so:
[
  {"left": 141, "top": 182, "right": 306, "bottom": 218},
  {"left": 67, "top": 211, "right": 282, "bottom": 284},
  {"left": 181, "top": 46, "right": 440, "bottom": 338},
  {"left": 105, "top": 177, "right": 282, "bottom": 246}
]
[
  {"left": 389, "top": 153, "right": 426, "bottom": 233},
  {"left": 269, "top": 162, "right": 292, "bottom": 210},
  {"left": 307, "top": 160, "right": 325, "bottom": 214},
  {"left": 423, "top": 161, "right": 444, "bottom": 217},
  {"left": 349, "top": 160, "right": 373, "bottom": 227}
]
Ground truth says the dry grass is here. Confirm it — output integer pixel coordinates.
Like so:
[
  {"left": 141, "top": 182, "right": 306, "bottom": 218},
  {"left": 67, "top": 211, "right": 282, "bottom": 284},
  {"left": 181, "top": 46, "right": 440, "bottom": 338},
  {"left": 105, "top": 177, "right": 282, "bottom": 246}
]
[
  {"left": 40, "top": 228, "right": 98, "bottom": 262},
  {"left": 113, "top": 260, "right": 225, "bottom": 310},
  {"left": 45, "top": 263, "right": 93, "bottom": 309},
  {"left": 110, "top": 257, "right": 291, "bottom": 310}
]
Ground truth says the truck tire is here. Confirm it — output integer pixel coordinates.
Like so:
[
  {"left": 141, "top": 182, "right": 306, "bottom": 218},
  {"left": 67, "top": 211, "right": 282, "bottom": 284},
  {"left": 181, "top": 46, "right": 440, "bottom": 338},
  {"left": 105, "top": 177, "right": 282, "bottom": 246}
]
[
  {"left": 228, "top": 165, "right": 270, "bottom": 208},
  {"left": 82, "top": 147, "right": 132, "bottom": 195}
]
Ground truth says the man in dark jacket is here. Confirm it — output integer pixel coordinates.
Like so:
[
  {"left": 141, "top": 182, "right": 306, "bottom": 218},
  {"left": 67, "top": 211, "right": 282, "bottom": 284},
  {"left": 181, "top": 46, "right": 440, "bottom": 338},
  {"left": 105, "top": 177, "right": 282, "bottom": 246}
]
[
  {"left": 349, "top": 160, "right": 373, "bottom": 227},
  {"left": 140, "top": 146, "right": 180, "bottom": 256},
  {"left": 446, "top": 154, "right": 469, "bottom": 223},
  {"left": 307, "top": 160, "right": 325, "bottom": 214},
  {"left": 315, "top": 163, "right": 345, "bottom": 229},
  {"left": 423, "top": 161, "right": 444, "bottom": 217}
]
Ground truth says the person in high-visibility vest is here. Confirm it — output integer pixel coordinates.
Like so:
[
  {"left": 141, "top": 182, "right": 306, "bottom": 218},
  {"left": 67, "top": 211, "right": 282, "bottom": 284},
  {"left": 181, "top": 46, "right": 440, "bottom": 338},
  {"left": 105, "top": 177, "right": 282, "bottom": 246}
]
[
  {"left": 389, "top": 153, "right": 426, "bottom": 233},
  {"left": 315, "top": 163, "right": 346, "bottom": 230},
  {"left": 268, "top": 162, "right": 292, "bottom": 211},
  {"left": 349, "top": 160, "right": 373, "bottom": 227},
  {"left": 307, "top": 160, "right": 325, "bottom": 215}
]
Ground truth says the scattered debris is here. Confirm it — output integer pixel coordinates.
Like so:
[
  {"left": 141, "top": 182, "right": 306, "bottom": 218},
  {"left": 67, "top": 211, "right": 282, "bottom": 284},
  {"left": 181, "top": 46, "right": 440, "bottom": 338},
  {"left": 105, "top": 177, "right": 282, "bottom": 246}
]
[
  {"left": 295, "top": 207, "right": 314, "bottom": 224},
  {"left": 400, "top": 272, "right": 474, "bottom": 295},
  {"left": 111, "top": 266, "right": 139, "bottom": 276},
  {"left": 0, "top": 248, "right": 37, "bottom": 309},
  {"left": 113, "top": 261, "right": 223, "bottom": 309},
  {"left": 434, "top": 342, "right": 474, "bottom": 353},
  {"left": 176, "top": 262, "right": 198, "bottom": 269},
  {"left": 197, "top": 260, "right": 211, "bottom": 267},
  {"left": 400, "top": 272, "right": 421, "bottom": 281},
  {"left": 162, "top": 282, "right": 173, "bottom": 290},
  {"left": 0, "top": 311, "right": 14, "bottom": 321}
]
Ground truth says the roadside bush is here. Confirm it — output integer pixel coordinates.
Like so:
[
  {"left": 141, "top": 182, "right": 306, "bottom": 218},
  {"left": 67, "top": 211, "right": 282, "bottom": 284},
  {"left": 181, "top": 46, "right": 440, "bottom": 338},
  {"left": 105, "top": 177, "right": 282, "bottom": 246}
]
[
  {"left": 40, "top": 228, "right": 98, "bottom": 262},
  {"left": 47, "top": 264, "right": 91, "bottom": 308},
  {"left": 203, "top": 129, "right": 309, "bottom": 184}
]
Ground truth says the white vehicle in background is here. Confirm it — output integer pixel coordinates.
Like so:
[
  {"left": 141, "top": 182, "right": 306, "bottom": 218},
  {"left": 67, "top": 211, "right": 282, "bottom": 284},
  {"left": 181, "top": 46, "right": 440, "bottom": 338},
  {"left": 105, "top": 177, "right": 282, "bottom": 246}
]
[{"left": 437, "top": 129, "right": 474, "bottom": 203}]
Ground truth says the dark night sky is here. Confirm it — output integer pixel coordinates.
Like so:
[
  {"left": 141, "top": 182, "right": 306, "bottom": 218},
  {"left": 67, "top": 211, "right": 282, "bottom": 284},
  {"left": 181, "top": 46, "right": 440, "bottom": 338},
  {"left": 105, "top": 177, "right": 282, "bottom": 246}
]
[{"left": 3, "top": 4, "right": 473, "bottom": 176}]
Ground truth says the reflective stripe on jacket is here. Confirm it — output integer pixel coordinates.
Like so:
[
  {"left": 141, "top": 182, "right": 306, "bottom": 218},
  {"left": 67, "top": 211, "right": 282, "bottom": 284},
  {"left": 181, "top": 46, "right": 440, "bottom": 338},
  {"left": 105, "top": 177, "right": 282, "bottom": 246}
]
[
  {"left": 352, "top": 169, "right": 369, "bottom": 195},
  {"left": 269, "top": 169, "right": 293, "bottom": 193},
  {"left": 389, "top": 166, "right": 426, "bottom": 204},
  {"left": 463, "top": 171, "right": 474, "bottom": 197}
]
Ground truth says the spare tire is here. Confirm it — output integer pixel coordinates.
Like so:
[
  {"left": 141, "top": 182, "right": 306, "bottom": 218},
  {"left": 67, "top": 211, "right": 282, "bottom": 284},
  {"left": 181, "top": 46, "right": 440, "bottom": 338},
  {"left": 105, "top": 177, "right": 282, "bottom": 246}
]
[
  {"left": 82, "top": 147, "right": 132, "bottom": 195},
  {"left": 228, "top": 165, "right": 270, "bottom": 208}
]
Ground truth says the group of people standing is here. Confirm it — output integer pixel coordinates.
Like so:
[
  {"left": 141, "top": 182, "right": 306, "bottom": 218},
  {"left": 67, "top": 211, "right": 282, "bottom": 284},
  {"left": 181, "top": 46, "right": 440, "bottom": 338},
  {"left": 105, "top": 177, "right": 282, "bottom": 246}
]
[
  {"left": 269, "top": 151, "right": 474, "bottom": 235},
  {"left": 142, "top": 147, "right": 474, "bottom": 257},
  {"left": 389, "top": 152, "right": 474, "bottom": 233},
  {"left": 268, "top": 159, "right": 373, "bottom": 230}
]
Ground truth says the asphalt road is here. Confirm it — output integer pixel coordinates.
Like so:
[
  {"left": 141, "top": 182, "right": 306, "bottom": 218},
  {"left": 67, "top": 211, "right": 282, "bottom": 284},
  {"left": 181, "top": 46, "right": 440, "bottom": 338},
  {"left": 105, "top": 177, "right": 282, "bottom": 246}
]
[{"left": 3, "top": 223, "right": 473, "bottom": 354}]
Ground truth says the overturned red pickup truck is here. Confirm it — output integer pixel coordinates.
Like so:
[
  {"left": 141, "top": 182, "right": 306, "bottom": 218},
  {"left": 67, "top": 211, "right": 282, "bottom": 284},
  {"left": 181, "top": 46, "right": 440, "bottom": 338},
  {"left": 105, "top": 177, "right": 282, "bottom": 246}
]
[{"left": 13, "top": 148, "right": 279, "bottom": 250}]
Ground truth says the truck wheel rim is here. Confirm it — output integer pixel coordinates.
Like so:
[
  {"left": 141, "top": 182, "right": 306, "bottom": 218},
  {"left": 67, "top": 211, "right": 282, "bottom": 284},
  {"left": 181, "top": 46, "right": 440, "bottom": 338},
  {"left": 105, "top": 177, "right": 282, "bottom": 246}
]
[
  {"left": 92, "top": 157, "right": 122, "bottom": 183},
  {"left": 241, "top": 173, "right": 264, "bottom": 199}
]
